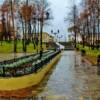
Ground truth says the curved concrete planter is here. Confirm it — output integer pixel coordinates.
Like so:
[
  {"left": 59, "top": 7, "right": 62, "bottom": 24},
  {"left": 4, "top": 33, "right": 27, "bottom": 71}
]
[{"left": 0, "top": 54, "right": 61, "bottom": 91}]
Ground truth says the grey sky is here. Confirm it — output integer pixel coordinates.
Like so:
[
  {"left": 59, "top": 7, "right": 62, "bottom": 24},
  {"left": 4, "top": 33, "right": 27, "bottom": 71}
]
[{"left": 45, "top": 0, "right": 81, "bottom": 41}]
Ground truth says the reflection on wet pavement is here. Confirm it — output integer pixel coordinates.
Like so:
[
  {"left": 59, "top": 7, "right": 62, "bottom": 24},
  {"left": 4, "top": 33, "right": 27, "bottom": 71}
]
[
  {"left": 0, "top": 51, "right": 100, "bottom": 100},
  {"left": 30, "top": 51, "right": 100, "bottom": 100}
]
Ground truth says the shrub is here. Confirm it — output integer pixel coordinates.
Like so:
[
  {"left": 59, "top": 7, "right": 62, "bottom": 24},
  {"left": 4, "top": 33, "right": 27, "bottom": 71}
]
[
  {"left": 76, "top": 47, "right": 79, "bottom": 51},
  {"left": 81, "top": 49, "right": 86, "bottom": 56}
]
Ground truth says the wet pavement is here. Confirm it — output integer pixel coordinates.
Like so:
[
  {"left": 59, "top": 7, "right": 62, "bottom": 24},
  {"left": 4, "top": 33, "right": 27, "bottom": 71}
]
[
  {"left": 0, "top": 51, "right": 100, "bottom": 100},
  {"left": 29, "top": 51, "right": 100, "bottom": 100}
]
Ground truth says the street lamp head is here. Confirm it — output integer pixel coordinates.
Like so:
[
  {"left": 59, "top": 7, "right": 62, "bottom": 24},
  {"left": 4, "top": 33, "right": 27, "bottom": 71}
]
[
  {"left": 58, "top": 29, "right": 60, "bottom": 33},
  {"left": 51, "top": 30, "right": 53, "bottom": 34},
  {"left": 46, "top": 12, "right": 49, "bottom": 19}
]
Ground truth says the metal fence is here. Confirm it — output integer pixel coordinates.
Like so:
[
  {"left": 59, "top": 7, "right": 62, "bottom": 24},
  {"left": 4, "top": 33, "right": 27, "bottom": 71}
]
[{"left": 0, "top": 50, "right": 61, "bottom": 77}]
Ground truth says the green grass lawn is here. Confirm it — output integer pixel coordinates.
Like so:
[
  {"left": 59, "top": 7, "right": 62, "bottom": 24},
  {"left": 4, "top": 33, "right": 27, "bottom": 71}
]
[
  {"left": 77, "top": 44, "right": 100, "bottom": 57},
  {"left": 0, "top": 41, "right": 47, "bottom": 53}
]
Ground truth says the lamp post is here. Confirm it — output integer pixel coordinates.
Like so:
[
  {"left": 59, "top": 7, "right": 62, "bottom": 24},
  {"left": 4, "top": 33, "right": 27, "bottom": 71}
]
[
  {"left": 31, "top": 6, "right": 49, "bottom": 58},
  {"left": 39, "top": 12, "right": 50, "bottom": 59}
]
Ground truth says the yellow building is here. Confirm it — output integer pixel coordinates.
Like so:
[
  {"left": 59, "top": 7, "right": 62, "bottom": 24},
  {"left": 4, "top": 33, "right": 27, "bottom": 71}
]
[{"left": 42, "top": 32, "right": 54, "bottom": 43}]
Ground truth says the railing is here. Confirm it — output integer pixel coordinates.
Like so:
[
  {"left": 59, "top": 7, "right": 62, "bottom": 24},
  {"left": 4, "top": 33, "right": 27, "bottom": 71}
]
[
  {"left": 0, "top": 51, "right": 49, "bottom": 65},
  {"left": 0, "top": 50, "right": 61, "bottom": 77}
]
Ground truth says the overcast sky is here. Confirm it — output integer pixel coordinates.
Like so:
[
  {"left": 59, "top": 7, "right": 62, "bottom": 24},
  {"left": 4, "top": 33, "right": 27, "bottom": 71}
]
[
  {"left": 45, "top": 0, "right": 81, "bottom": 41},
  {"left": 0, "top": 0, "right": 81, "bottom": 41}
]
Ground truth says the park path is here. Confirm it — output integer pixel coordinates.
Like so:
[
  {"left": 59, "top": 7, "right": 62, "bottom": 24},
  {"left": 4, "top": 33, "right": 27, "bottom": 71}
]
[
  {"left": 0, "top": 51, "right": 99, "bottom": 100},
  {"left": 30, "top": 51, "right": 100, "bottom": 100}
]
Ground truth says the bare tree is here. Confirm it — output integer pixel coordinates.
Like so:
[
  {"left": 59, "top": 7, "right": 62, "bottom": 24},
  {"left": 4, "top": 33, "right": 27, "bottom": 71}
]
[{"left": 65, "top": 4, "right": 79, "bottom": 48}]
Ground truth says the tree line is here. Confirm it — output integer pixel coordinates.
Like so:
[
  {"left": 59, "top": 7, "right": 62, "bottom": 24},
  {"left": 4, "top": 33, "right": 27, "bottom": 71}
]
[
  {"left": 66, "top": 0, "right": 100, "bottom": 49},
  {"left": 0, "top": 0, "right": 51, "bottom": 52}
]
